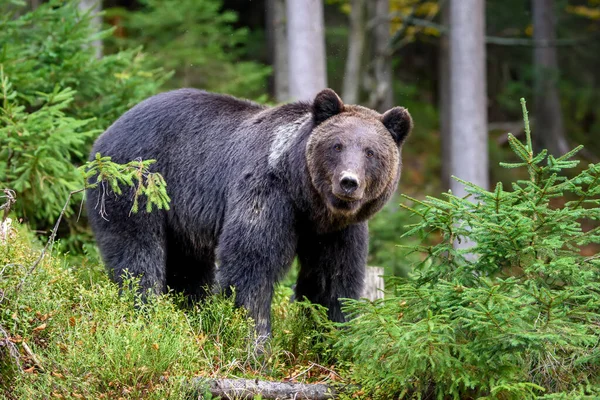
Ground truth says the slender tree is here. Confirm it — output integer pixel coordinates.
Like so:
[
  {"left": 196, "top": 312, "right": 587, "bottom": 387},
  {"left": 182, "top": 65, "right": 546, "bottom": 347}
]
[
  {"left": 78, "top": 0, "right": 102, "bottom": 59},
  {"left": 286, "top": 0, "right": 327, "bottom": 101},
  {"left": 439, "top": 0, "right": 451, "bottom": 190},
  {"left": 367, "top": 0, "right": 394, "bottom": 111},
  {"left": 532, "top": 0, "right": 569, "bottom": 156},
  {"left": 449, "top": 0, "right": 489, "bottom": 198},
  {"left": 342, "top": 0, "right": 367, "bottom": 104},
  {"left": 266, "top": 0, "right": 289, "bottom": 102}
]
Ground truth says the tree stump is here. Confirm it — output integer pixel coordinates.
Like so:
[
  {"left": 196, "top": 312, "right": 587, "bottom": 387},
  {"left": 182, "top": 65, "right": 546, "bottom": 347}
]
[{"left": 362, "top": 266, "right": 384, "bottom": 301}]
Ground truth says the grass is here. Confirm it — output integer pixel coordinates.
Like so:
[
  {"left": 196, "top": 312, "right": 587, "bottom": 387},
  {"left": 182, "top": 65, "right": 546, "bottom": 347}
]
[{"left": 0, "top": 224, "right": 347, "bottom": 399}]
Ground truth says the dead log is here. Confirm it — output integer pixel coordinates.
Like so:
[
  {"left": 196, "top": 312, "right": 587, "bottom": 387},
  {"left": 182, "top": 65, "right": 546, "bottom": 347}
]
[{"left": 196, "top": 378, "right": 336, "bottom": 399}]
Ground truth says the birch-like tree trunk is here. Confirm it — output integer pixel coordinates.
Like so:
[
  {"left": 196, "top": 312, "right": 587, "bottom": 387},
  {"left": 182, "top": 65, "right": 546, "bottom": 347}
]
[
  {"left": 286, "top": 0, "right": 327, "bottom": 101},
  {"left": 367, "top": 0, "right": 394, "bottom": 112},
  {"left": 439, "top": 1, "right": 451, "bottom": 190},
  {"left": 342, "top": 0, "right": 367, "bottom": 104},
  {"left": 79, "top": 0, "right": 103, "bottom": 59},
  {"left": 532, "top": 0, "right": 569, "bottom": 156},
  {"left": 266, "top": 0, "right": 289, "bottom": 102},
  {"left": 449, "top": 0, "right": 488, "bottom": 198}
]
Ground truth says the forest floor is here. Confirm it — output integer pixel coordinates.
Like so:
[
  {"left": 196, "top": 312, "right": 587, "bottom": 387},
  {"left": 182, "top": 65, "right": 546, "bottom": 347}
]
[{"left": 0, "top": 225, "right": 351, "bottom": 399}]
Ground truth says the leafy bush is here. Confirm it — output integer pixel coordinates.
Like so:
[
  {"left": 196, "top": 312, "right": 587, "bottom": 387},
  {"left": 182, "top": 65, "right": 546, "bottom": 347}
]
[
  {"left": 0, "top": 71, "right": 97, "bottom": 227},
  {"left": 337, "top": 99, "right": 600, "bottom": 399},
  {"left": 0, "top": 0, "right": 167, "bottom": 235}
]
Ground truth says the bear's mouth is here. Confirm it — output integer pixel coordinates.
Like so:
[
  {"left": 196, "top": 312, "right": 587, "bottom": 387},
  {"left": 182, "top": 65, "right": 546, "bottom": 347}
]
[
  {"left": 332, "top": 190, "right": 363, "bottom": 202},
  {"left": 326, "top": 193, "right": 362, "bottom": 214}
]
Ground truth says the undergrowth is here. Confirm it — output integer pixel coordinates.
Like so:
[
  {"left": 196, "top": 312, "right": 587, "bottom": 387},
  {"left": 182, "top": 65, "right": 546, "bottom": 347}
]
[
  {"left": 0, "top": 225, "right": 344, "bottom": 399},
  {"left": 336, "top": 99, "right": 600, "bottom": 399}
]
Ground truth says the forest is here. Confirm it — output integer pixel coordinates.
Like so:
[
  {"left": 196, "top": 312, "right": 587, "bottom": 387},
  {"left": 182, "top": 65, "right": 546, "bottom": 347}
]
[{"left": 1, "top": 0, "right": 599, "bottom": 399}]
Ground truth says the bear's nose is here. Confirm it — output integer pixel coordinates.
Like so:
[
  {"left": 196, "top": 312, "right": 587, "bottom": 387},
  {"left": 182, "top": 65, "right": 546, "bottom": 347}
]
[{"left": 340, "top": 176, "right": 359, "bottom": 193}]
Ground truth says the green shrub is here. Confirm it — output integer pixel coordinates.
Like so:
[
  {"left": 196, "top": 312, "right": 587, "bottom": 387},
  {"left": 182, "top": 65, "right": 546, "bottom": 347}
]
[
  {"left": 0, "top": 0, "right": 168, "bottom": 133},
  {"left": 0, "top": 0, "right": 168, "bottom": 235},
  {"left": 337, "top": 99, "right": 600, "bottom": 399},
  {"left": 0, "top": 71, "right": 97, "bottom": 227}
]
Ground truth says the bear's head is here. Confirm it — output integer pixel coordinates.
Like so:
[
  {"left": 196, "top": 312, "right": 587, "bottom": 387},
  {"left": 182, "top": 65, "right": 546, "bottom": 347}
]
[{"left": 306, "top": 89, "right": 412, "bottom": 217}]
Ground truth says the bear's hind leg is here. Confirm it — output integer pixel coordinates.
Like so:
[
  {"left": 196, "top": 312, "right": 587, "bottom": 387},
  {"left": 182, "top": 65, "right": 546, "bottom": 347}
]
[
  {"left": 96, "top": 231, "right": 168, "bottom": 295},
  {"left": 166, "top": 244, "right": 216, "bottom": 302}
]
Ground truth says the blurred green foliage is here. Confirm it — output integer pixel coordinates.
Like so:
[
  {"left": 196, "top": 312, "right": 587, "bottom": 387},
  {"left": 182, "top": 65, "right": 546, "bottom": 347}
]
[{"left": 109, "top": 0, "right": 271, "bottom": 99}]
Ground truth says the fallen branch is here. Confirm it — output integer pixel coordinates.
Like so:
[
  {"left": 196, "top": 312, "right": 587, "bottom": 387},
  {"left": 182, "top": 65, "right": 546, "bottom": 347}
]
[
  {"left": 1, "top": 189, "right": 16, "bottom": 223},
  {"left": 22, "top": 341, "right": 44, "bottom": 373},
  {"left": 196, "top": 378, "right": 336, "bottom": 400},
  {"left": 0, "top": 324, "right": 22, "bottom": 373}
]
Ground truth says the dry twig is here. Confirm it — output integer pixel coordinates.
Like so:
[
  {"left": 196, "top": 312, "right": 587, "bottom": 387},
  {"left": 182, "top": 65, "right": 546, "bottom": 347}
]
[
  {"left": 0, "top": 324, "right": 22, "bottom": 373},
  {"left": 15, "top": 189, "right": 85, "bottom": 292}
]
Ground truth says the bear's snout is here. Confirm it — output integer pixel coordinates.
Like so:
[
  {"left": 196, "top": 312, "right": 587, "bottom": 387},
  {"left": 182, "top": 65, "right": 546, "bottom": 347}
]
[
  {"left": 340, "top": 173, "right": 359, "bottom": 194},
  {"left": 332, "top": 170, "right": 364, "bottom": 203}
]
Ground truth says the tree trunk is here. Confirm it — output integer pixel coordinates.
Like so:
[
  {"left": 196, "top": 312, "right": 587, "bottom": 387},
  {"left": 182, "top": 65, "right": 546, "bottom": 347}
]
[
  {"left": 266, "top": 0, "right": 289, "bottom": 102},
  {"left": 342, "top": 0, "right": 367, "bottom": 104},
  {"left": 439, "top": 1, "right": 451, "bottom": 191},
  {"left": 367, "top": 0, "right": 394, "bottom": 112},
  {"left": 449, "top": 0, "right": 488, "bottom": 199},
  {"left": 286, "top": 0, "right": 327, "bottom": 101},
  {"left": 532, "top": 0, "right": 569, "bottom": 156},
  {"left": 79, "top": 0, "right": 103, "bottom": 59}
]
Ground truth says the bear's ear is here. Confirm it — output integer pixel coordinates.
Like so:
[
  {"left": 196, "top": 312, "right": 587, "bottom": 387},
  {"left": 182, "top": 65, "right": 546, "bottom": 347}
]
[
  {"left": 381, "top": 107, "right": 413, "bottom": 146},
  {"left": 313, "top": 89, "right": 344, "bottom": 125}
]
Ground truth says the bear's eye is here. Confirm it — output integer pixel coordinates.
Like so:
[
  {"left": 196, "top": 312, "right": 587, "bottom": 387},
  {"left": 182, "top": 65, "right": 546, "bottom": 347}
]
[
  {"left": 365, "top": 149, "right": 375, "bottom": 158},
  {"left": 333, "top": 143, "right": 343, "bottom": 152}
]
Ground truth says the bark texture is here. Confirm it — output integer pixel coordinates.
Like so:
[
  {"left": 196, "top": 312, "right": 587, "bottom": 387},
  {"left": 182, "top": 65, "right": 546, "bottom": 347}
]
[
  {"left": 342, "top": 0, "right": 367, "bottom": 104},
  {"left": 532, "top": 0, "right": 569, "bottom": 156},
  {"left": 362, "top": 267, "right": 384, "bottom": 301},
  {"left": 79, "top": 0, "right": 103, "bottom": 59},
  {"left": 449, "top": 0, "right": 489, "bottom": 198},
  {"left": 286, "top": 0, "right": 327, "bottom": 101},
  {"left": 267, "top": 0, "right": 289, "bottom": 102},
  {"left": 367, "top": 0, "right": 394, "bottom": 112}
]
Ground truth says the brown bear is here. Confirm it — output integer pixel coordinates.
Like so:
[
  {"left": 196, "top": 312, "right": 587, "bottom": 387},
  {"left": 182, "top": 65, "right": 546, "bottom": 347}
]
[{"left": 86, "top": 88, "right": 412, "bottom": 337}]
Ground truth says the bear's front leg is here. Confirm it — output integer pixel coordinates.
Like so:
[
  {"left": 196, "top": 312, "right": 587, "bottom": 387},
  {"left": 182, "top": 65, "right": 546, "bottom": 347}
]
[
  {"left": 295, "top": 222, "right": 368, "bottom": 322},
  {"left": 216, "top": 192, "right": 297, "bottom": 339}
]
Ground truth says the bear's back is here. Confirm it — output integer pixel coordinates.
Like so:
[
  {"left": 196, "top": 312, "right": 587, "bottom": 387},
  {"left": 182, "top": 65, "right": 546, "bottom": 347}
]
[{"left": 91, "top": 89, "right": 266, "bottom": 165}]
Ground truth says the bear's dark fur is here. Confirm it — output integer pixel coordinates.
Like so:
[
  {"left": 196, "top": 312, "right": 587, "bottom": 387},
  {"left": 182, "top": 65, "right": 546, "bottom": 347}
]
[{"left": 86, "top": 88, "right": 412, "bottom": 336}]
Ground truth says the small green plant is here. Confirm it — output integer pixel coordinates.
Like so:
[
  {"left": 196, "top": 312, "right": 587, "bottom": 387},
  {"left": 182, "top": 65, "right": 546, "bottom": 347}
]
[
  {"left": 337, "top": 99, "right": 600, "bottom": 399},
  {"left": 0, "top": 68, "right": 98, "bottom": 226},
  {"left": 83, "top": 153, "right": 171, "bottom": 215}
]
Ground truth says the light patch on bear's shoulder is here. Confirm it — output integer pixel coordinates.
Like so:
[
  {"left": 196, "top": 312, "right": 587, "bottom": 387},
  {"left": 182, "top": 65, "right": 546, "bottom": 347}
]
[{"left": 268, "top": 113, "right": 311, "bottom": 168}]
